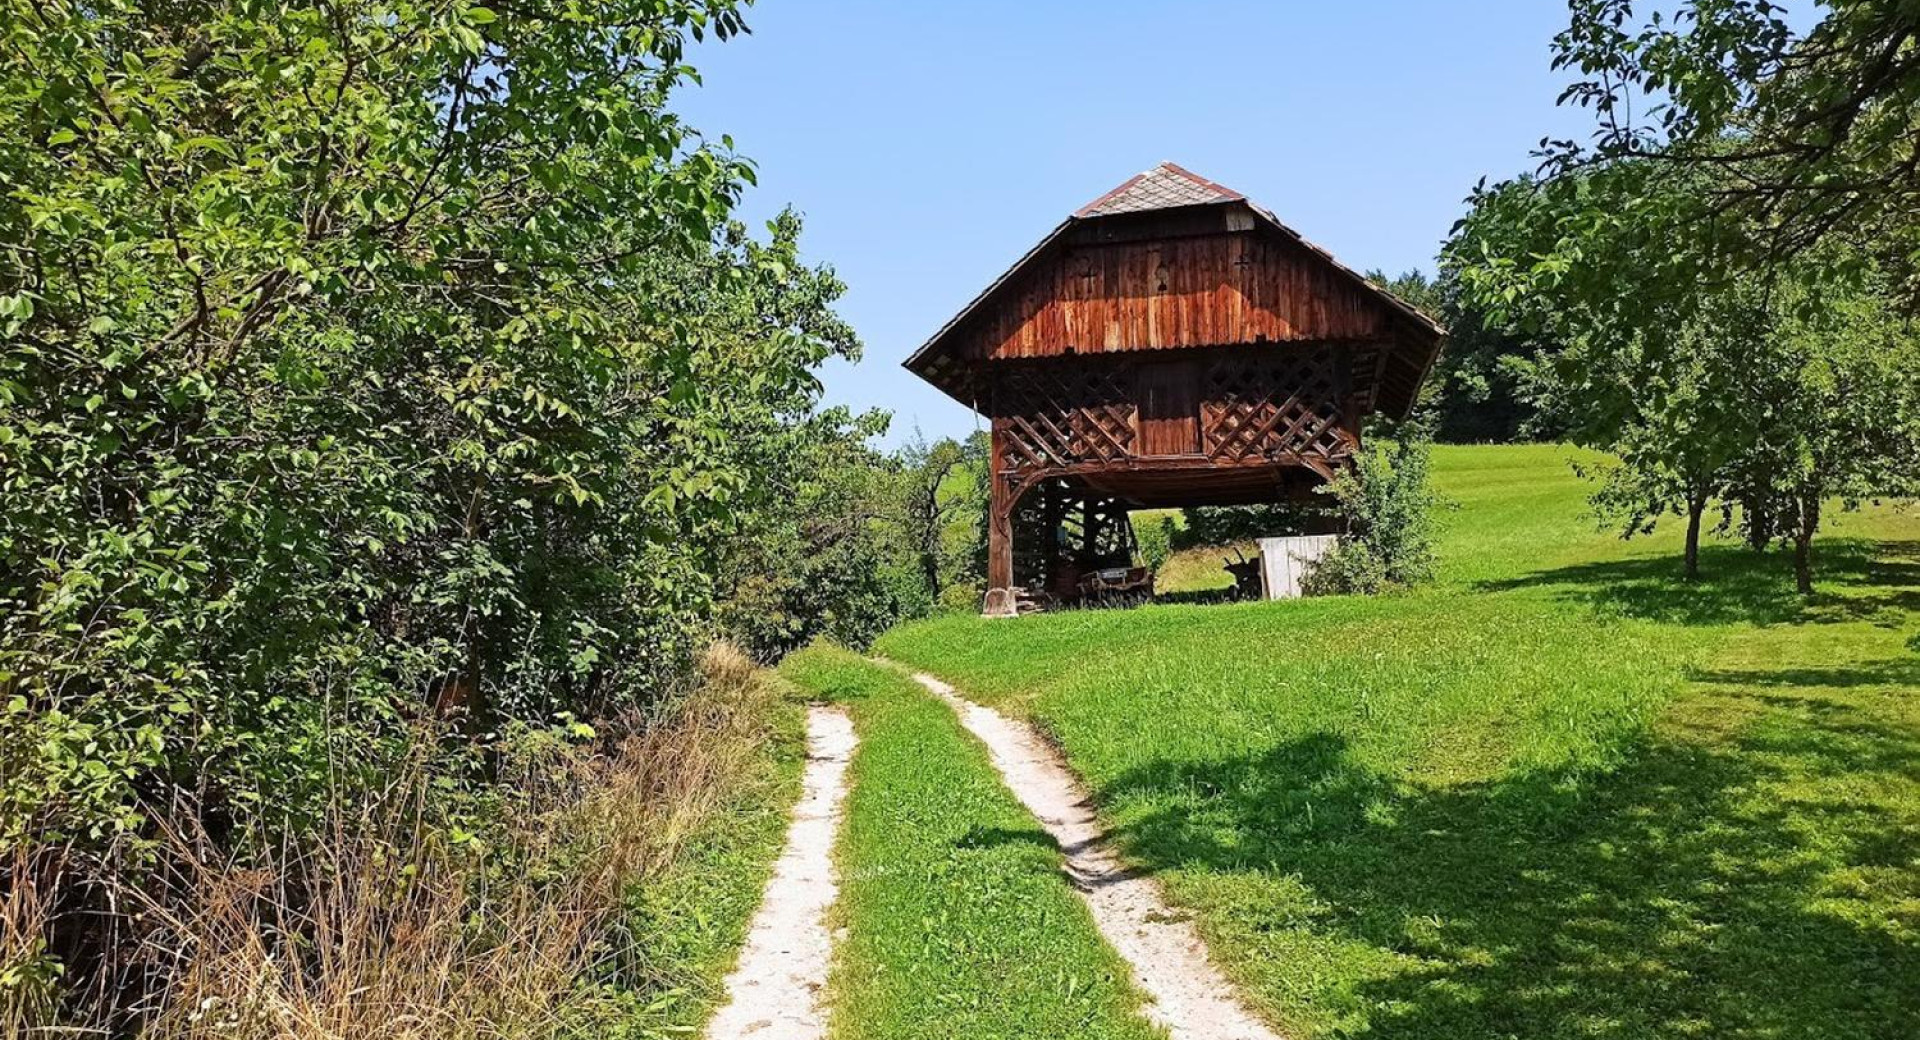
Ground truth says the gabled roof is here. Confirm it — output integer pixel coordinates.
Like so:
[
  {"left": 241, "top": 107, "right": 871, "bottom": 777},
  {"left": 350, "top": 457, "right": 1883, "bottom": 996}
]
[
  {"left": 904, "top": 162, "right": 1446, "bottom": 415},
  {"left": 1076, "top": 161, "right": 1244, "bottom": 217}
]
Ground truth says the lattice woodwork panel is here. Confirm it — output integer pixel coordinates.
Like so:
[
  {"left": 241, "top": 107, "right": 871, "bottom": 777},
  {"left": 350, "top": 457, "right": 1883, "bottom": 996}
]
[
  {"left": 995, "top": 365, "right": 1136, "bottom": 471},
  {"left": 1202, "top": 348, "right": 1350, "bottom": 462},
  {"left": 1009, "top": 482, "right": 1054, "bottom": 590},
  {"left": 1055, "top": 494, "right": 1136, "bottom": 563},
  {"left": 1008, "top": 479, "right": 1138, "bottom": 593}
]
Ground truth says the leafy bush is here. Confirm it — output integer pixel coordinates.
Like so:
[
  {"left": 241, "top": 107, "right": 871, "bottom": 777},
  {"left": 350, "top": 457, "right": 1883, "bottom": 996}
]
[
  {"left": 0, "top": 0, "right": 851, "bottom": 843},
  {"left": 0, "top": 0, "right": 876, "bottom": 1024},
  {"left": 938, "top": 580, "right": 987, "bottom": 614},
  {"left": 1135, "top": 515, "right": 1175, "bottom": 574},
  {"left": 717, "top": 414, "right": 921, "bottom": 659},
  {"left": 1178, "top": 501, "right": 1332, "bottom": 548},
  {"left": 1302, "top": 426, "right": 1444, "bottom": 595},
  {"left": 715, "top": 422, "right": 994, "bottom": 654}
]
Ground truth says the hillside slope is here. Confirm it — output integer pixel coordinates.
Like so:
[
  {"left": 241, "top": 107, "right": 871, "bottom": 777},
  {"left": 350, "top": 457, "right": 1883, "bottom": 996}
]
[{"left": 877, "top": 443, "right": 1920, "bottom": 1039}]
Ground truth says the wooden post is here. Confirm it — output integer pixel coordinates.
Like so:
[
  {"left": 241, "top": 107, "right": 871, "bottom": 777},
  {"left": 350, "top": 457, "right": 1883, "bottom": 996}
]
[
  {"left": 1336, "top": 345, "right": 1363, "bottom": 456},
  {"left": 1082, "top": 495, "right": 1101, "bottom": 563},
  {"left": 983, "top": 423, "right": 1017, "bottom": 617},
  {"left": 1041, "top": 480, "right": 1063, "bottom": 593}
]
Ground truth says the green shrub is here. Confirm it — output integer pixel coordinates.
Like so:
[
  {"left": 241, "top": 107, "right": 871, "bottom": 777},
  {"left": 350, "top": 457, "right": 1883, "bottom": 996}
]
[
  {"left": 1303, "top": 426, "right": 1444, "bottom": 595},
  {"left": 1299, "top": 539, "right": 1393, "bottom": 595},
  {"left": 0, "top": 2, "right": 869, "bottom": 1024},
  {"left": 938, "top": 581, "right": 986, "bottom": 614},
  {"left": 1135, "top": 515, "right": 1176, "bottom": 573},
  {"left": 1179, "top": 502, "right": 1331, "bottom": 547},
  {"left": 0, "top": 0, "right": 856, "bottom": 853}
]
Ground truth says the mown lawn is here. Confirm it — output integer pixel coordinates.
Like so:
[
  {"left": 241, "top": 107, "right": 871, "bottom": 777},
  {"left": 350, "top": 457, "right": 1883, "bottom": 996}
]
[
  {"left": 876, "top": 443, "right": 1920, "bottom": 1039},
  {"left": 780, "top": 645, "right": 1164, "bottom": 1040}
]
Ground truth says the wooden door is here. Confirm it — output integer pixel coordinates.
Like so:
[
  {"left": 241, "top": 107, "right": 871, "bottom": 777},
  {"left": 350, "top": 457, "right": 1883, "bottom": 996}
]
[{"left": 1136, "top": 360, "right": 1199, "bottom": 456}]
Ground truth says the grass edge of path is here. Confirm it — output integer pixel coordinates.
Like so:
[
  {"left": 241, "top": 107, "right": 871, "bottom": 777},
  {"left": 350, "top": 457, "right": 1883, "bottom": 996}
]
[
  {"left": 606, "top": 666, "right": 810, "bottom": 1036},
  {"left": 864, "top": 450, "right": 1920, "bottom": 1039},
  {"left": 781, "top": 644, "right": 1169, "bottom": 1040}
]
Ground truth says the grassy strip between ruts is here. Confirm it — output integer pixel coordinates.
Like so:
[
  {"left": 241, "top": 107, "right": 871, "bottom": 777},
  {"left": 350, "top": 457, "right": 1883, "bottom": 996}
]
[{"left": 779, "top": 644, "right": 1166, "bottom": 1040}]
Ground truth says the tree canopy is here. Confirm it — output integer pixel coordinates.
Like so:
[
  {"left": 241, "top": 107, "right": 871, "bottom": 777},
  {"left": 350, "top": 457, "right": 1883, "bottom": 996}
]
[
  {"left": 1546, "top": 1, "right": 1920, "bottom": 292},
  {"left": 1445, "top": 2, "right": 1920, "bottom": 591}
]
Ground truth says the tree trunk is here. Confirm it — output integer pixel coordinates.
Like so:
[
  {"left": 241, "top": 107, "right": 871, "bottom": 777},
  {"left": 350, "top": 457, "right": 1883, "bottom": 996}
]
[
  {"left": 1792, "top": 532, "right": 1814, "bottom": 596},
  {"left": 920, "top": 483, "right": 943, "bottom": 603},
  {"left": 921, "top": 543, "right": 941, "bottom": 604},
  {"left": 1744, "top": 490, "right": 1771, "bottom": 551},
  {"left": 433, "top": 634, "right": 488, "bottom": 730},
  {"left": 1684, "top": 491, "right": 1706, "bottom": 581},
  {"left": 1792, "top": 492, "right": 1820, "bottom": 597},
  {"left": 439, "top": 477, "right": 491, "bottom": 729}
]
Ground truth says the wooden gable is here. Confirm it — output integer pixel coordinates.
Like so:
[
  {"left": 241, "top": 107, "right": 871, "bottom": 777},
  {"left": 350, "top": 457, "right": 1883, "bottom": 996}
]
[
  {"left": 956, "top": 209, "right": 1397, "bottom": 361},
  {"left": 906, "top": 163, "right": 1443, "bottom": 419}
]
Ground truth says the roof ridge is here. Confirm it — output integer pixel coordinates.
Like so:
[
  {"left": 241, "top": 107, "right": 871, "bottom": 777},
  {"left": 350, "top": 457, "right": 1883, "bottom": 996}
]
[
  {"left": 1074, "top": 161, "right": 1244, "bottom": 218},
  {"left": 1151, "top": 161, "right": 1245, "bottom": 201}
]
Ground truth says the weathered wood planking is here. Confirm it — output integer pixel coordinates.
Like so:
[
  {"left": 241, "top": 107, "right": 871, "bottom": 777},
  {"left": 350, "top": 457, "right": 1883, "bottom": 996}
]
[
  {"left": 1258, "top": 535, "right": 1339, "bottom": 600},
  {"left": 954, "top": 233, "right": 1389, "bottom": 362},
  {"left": 1136, "top": 360, "right": 1200, "bottom": 457}
]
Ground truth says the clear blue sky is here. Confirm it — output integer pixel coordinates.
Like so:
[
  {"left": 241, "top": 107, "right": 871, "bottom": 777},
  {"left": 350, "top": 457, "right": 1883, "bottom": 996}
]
[{"left": 677, "top": 1, "right": 1596, "bottom": 444}]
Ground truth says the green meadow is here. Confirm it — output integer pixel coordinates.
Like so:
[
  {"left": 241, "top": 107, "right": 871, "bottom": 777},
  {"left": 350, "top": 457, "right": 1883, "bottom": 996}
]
[{"left": 877, "top": 443, "right": 1920, "bottom": 1039}]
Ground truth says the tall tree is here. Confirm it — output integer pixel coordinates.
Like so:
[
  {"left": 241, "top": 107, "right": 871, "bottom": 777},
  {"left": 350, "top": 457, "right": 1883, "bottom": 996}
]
[
  {"left": 1579, "top": 290, "right": 1771, "bottom": 578},
  {"left": 1368, "top": 268, "right": 1556, "bottom": 443},
  {"left": 0, "top": 0, "right": 866, "bottom": 846},
  {"left": 1449, "top": 165, "right": 1920, "bottom": 591},
  {"left": 1450, "top": 2, "right": 1920, "bottom": 590},
  {"left": 1736, "top": 274, "right": 1920, "bottom": 593},
  {"left": 716, "top": 407, "right": 911, "bottom": 660}
]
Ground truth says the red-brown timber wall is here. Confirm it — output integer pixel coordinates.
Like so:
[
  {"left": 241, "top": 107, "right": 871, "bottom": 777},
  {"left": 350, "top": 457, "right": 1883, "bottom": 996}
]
[{"left": 951, "top": 230, "right": 1391, "bottom": 363}]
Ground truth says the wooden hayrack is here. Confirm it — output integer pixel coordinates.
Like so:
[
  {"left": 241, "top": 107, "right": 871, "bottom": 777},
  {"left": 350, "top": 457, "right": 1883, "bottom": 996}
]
[{"left": 906, "top": 163, "right": 1443, "bottom": 615}]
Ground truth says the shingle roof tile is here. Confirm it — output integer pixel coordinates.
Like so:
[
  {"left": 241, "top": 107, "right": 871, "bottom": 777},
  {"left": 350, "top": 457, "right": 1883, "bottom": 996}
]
[{"left": 1075, "top": 161, "right": 1245, "bottom": 217}]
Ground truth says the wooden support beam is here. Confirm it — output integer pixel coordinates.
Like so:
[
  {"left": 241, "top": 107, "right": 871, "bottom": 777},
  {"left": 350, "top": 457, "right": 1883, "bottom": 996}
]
[{"left": 983, "top": 428, "right": 1017, "bottom": 617}]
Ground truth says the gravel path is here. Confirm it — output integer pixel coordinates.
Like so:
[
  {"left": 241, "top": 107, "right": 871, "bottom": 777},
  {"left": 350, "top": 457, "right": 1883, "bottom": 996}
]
[
  {"left": 907, "top": 670, "right": 1286, "bottom": 1040},
  {"left": 703, "top": 704, "right": 856, "bottom": 1040}
]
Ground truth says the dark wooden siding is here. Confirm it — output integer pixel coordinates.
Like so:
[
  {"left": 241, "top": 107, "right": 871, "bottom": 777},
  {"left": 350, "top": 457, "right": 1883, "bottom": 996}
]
[
  {"left": 955, "top": 231, "right": 1390, "bottom": 362},
  {"left": 1135, "top": 360, "right": 1199, "bottom": 456}
]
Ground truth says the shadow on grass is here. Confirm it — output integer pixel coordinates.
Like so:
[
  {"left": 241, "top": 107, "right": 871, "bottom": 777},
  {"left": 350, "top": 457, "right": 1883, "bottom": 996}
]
[
  {"left": 1100, "top": 673, "right": 1920, "bottom": 1038},
  {"left": 1153, "top": 588, "right": 1240, "bottom": 607},
  {"left": 1476, "top": 539, "right": 1920, "bottom": 627},
  {"left": 954, "top": 824, "right": 1057, "bottom": 853},
  {"left": 1697, "top": 657, "right": 1920, "bottom": 691}
]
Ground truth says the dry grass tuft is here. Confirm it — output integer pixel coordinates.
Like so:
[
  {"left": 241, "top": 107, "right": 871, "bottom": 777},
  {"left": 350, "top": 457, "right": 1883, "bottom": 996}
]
[
  {"left": 1, "top": 849, "right": 65, "bottom": 1038},
  {"left": 1, "top": 642, "right": 780, "bottom": 1040}
]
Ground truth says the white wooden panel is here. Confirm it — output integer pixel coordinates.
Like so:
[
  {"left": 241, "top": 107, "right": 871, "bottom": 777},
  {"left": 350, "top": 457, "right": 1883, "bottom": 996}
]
[{"left": 1256, "top": 535, "right": 1337, "bottom": 600}]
